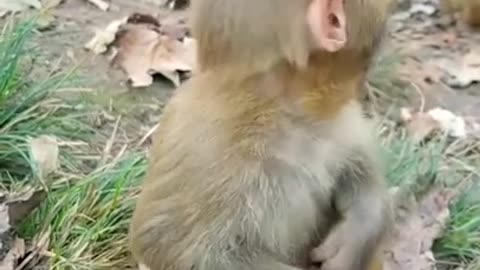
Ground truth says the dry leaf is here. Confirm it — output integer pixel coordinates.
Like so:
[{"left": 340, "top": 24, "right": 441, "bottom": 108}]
[
  {"left": 141, "top": 0, "right": 168, "bottom": 6},
  {"left": 400, "top": 107, "right": 466, "bottom": 141},
  {"left": 85, "top": 17, "right": 128, "bottom": 54},
  {"left": 7, "top": 189, "right": 46, "bottom": 226},
  {"left": 401, "top": 108, "right": 440, "bottom": 142},
  {"left": 113, "top": 24, "right": 196, "bottom": 87},
  {"left": 85, "top": 0, "right": 109, "bottom": 11},
  {"left": 441, "top": 51, "right": 480, "bottom": 88},
  {"left": 383, "top": 188, "right": 456, "bottom": 270},
  {"left": 42, "top": 0, "right": 62, "bottom": 8},
  {"left": 13, "top": 228, "right": 51, "bottom": 270},
  {"left": 0, "top": 238, "right": 25, "bottom": 270},
  {"left": 409, "top": 3, "right": 436, "bottom": 15},
  {"left": 28, "top": 135, "right": 59, "bottom": 179},
  {"left": 0, "top": 0, "right": 41, "bottom": 13},
  {"left": 427, "top": 108, "right": 466, "bottom": 138},
  {"left": 36, "top": 11, "right": 56, "bottom": 29},
  {"left": 139, "top": 263, "right": 151, "bottom": 270},
  {"left": 0, "top": 203, "right": 10, "bottom": 234}
]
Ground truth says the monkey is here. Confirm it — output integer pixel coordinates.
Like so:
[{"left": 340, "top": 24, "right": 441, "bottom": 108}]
[
  {"left": 129, "top": 0, "right": 394, "bottom": 270},
  {"left": 440, "top": 0, "right": 480, "bottom": 27}
]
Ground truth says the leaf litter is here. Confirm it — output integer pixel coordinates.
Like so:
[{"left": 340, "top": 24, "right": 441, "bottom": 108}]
[
  {"left": 0, "top": 0, "right": 41, "bottom": 15},
  {"left": 28, "top": 135, "right": 59, "bottom": 181},
  {"left": 0, "top": 134, "right": 57, "bottom": 269},
  {"left": 383, "top": 187, "right": 457, "bottom": 270},
  {"left": 0, "top": 190, "right": 46, "bottom": 270},
  {"left": 401, "top": 107, "right": 467, "bottom": 142},
  {"left": 85, "top": 13, "right": 196, "bottom": 87}
]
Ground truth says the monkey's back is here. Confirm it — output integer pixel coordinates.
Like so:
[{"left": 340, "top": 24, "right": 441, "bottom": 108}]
[{"left": 129, "top": 72, "right": 375, "bottom": 270}]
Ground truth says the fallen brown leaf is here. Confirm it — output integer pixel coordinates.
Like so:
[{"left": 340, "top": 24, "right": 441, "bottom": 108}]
[
  {"left": 36, "top": 11, "right": 56, "bottom": 30},
  {"left": 85, "top": 17, "right": 128, "bottom": 54},
  {"left": 112, "top": 23, "right": 196, "bottom": 87},
  {"left": 42, "top": 0, "right": 62, "bottom": 8},
  {"left": 0, "top": 238, "right": 25, "bottom": 270},
  {"left": 441, "top": 50, "right": 480, "bottom": 88},
  {"left": 28, "top": 135, "right": 59, "bottom": 180},
  {"left": 7, "top": 189, "right": 47, "bottom": 226},
  {"left": 0, "top": 0, "right": 41, "bottom": 13},
  {"left": 127, "top": 13, "right": 160, "bottom": 27},
  {"left": 383, "top": 188, "right": 456, "bottom": 270},
  {"left": 84, "top": 0, "right": 109, "bottom": 11},
  {"left": 0, "top": 200, "right": 10, "bottom": 234},
  {"left": 86, "top": 13, "right": 196, "bottom": 87},
  {"left": 14, "top": 228, "right": 50, "bottom": 270},
  {"left": 401, "top": 107, "right": 467, "bottom": 141},
  {"left": 401, "top": 108, "right": 440, "bottom": 142},
  {"left": 0, "top": 190, "right": 40, "bottom": 270}
]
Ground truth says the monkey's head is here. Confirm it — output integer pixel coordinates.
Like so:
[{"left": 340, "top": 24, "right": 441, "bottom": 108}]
[{"left": 191, "top": 0, "right": 395, "bottom": 71}]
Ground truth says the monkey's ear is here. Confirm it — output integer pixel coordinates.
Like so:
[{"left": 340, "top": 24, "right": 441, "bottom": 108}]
[{"left": 307, "top": 0, "right": 346, "bottom": 52}]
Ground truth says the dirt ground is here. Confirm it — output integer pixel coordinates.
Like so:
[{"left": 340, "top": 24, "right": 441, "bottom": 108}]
[{"left": 28, "top": 0, "right": 185, "bottom": 113}]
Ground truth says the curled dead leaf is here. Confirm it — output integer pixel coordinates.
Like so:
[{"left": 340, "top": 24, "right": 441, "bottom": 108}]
[
  {"left": 85, "top": 17, "right": 128, "bottom": 54},
  {"left": 401, "top": 108, "right": 440, "bottom": 142},
  {"left": 441, "top": 51, "right": 480, "bottom": 88},
  {"left": 0, "top": 238, "right": 25, "bottom": 270},
  {"left": 0, "top": 0, "right": 41, "bottom": 13},
  {"left": 7, "top": 189, "right": 46, "bottom": 226},
  {"left": 112, "top": 24, "right": 196, "bottom": 87},
  {"left": 42, "top": 0, "right": 63, "bottom": 9},
  {"left": 383, "top": 188, "right": 456, "bottom": 270},
  {"left": 139, "top": 263, "right": 151, "bottom": 270},
  {"left": 400, "top": 107, "right": 467, "bottom": 141},
  {"left": 0, "top": 203, "right": 9, "bottom": 234},
  {"left": 428, "top": 108, "right": 466, "bottom": 138},
  {"left": 86, "top": 13, "right": 196, "bottom": 87},
  {"left": 28, "top": 135, "right": 59, "bottom": 180},
  {"left": 85, "top": 0, "right": 109, "bottom": 11}
]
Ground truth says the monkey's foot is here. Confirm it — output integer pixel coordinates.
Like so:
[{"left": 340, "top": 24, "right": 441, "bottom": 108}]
[{"left": 310, "top": 225, "right": 359, "bottom": 270}]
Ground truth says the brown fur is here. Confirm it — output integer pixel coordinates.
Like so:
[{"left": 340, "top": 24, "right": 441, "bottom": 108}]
[
  {"left": 441, "top": 0, "right": 480, "bottom": 27},
  {"left": 129, "top": 0, "right": 394, "bottom": 270}
]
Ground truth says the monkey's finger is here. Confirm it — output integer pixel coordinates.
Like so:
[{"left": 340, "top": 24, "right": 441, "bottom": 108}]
[
  {"left": 311, "top": 229, "right": 344, "bottom": 262},
  {"left": 310, "top": 243, "right": 340, "bottom": 262},
  {"left": 318, "top": 251, "right": 348, "bottom": 270}
]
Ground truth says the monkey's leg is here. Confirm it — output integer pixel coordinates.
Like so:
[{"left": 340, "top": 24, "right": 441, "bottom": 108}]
[{"left": 312, "top": 150, "right": 390, "bottom": 270}]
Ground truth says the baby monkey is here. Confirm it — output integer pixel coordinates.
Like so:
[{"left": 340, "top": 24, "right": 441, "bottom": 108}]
[{"left": 129, "top": 0, "right": 394, "bottom": 270}]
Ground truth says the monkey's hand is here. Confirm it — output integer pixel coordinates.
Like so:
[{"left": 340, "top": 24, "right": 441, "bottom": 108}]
[{"left": 310, "top": 222, "right": 355, "bottom": 270}]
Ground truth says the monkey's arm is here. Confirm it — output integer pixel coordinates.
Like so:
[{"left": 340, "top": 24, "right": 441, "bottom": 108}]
[{"left": 312, "top": 149, "right": 391, "bottom": 270}]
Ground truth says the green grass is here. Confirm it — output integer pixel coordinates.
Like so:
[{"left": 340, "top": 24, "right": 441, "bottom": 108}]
[
  {"left": 0, "top": 20, "right": 96, "bottom": 184},
  {"left": 437, "top": 194, "right": 480, "bottom": 261},
  {"left": 21, "top": 154, "right": 146, "bottom": 270},
  {"left": 0, "top": 18, "right": 146, "bottom": 270}
]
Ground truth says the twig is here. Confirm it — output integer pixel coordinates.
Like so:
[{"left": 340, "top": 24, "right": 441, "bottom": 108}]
[
  {"left": 99, "top": 116, "right": 121, "bottom": 166},
  {"left": 136, "top": 123, "right": 159, "bottom": 148},
  {"left": 410, "top": 81, "right": 426, "bottom": 113}
]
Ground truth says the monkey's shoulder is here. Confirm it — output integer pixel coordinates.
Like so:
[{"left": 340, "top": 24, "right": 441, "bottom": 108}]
[{"left": 156, "top": 76, "right": 375, "bottom": 155}]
